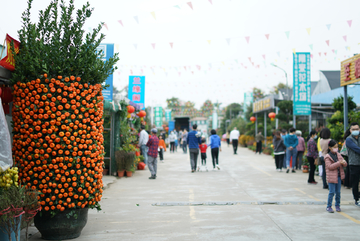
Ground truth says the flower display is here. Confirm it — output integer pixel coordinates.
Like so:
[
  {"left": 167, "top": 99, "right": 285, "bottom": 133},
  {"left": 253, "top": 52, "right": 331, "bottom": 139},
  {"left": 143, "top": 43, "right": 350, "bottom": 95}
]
[{"left": 12, "top": 74, "right": 105, "bottom": 213}]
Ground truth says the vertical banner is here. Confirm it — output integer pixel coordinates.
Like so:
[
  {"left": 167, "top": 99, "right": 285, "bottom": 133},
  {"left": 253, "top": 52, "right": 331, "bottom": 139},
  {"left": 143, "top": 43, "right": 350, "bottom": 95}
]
[
  {"left": 165, "top": 109, "right": 172, "bottom": 121},
  {"left": 97, "top": 44, "right": 114, "bottom": 101},
  {"left": 154, "top": 106, "right": 163, "bottom": 128},
  {"left": 243, "top": 92, "right": 253, "bottom": 118},
  {"left": 293, "top": 52, "right": 311, "bottom": 115},
  {"left": 168, "top": 121, "right": 175, "bottom": 134},
  {"left": 212, "top": 112, "right": 218, "bottom": 129},
  {"left": 128, "top": 76, "right": 145, "bottom": 109}
]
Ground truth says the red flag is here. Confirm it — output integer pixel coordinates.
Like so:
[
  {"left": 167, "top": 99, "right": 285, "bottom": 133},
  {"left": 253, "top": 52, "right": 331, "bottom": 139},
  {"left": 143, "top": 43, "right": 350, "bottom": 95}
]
[
  {"left": 325, "top": 40, "right": 330, "bottom": 46},
  {"left": 117, "top": 20, "right": 124, "bottom": 27},
  {"left": 265, "top": 34, "right": 269, "bottom": 40},
  {"left": 0, "top": 34, "right": 20, "bottom": 71},
  {"left": 169, "top": 42, "right": 173, "bottom": 48},
  {"left": 245, "top": 36, "right": 250, "bottom": 44},
  {"left": 347, "top": 20, "right": 352, "bottom": 27}
]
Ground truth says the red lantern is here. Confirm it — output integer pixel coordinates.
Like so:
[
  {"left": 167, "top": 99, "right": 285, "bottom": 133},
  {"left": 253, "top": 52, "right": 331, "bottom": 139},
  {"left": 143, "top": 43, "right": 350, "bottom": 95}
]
[
  {"left": 268, "top": 112, "right": 276, "bottom": 121},
  {"left": 250, "top": 116, "right": 256, "bottom": 123},
  {"left": 127, "top": 105, "right": 135, "bottom": 114},
  {"left": 137, "top": 110, "right": 146, "bottom": 118}
]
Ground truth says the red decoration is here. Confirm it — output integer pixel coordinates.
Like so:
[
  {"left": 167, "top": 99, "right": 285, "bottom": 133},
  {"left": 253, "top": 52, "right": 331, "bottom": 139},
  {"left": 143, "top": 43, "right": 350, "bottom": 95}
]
[
  {"left": 137, "top": 110, "right": 146, "bottom": 118},
  {"left": 268, "top": 112, "right": 276, "bottom": 121},
  {"left": 127, "top": 105, "right": 135, "bottom": 114},
  {"left": 138, "top": 162, "right": 146, "bottom": 170},
  {"left": 250, "top": 116, "right": 256, "bottom": 123},
  {"left": 135, "top": 151, "right": 140, "bottom": 157},
  {"left": 165, "top": 127, "right": 169, "bottom": 131},
  {"left": 1, "top": 86, "right": 13, "bottom": 103},
  {"left": 0, "top": 87, "right": 2, "bottom": 97}
]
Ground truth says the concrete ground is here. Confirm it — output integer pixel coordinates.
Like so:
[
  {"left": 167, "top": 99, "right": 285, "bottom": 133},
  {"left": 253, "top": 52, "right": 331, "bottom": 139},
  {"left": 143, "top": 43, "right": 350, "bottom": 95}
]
[{"left": 25, "top": 144, "right": 360, "bottom": 241}]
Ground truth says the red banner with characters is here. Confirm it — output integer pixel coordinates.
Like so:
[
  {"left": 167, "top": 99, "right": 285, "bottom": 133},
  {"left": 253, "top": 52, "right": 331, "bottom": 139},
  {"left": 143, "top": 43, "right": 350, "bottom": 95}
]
[{"left": 0, "top": 34, "right": 20, "bottom": 71}]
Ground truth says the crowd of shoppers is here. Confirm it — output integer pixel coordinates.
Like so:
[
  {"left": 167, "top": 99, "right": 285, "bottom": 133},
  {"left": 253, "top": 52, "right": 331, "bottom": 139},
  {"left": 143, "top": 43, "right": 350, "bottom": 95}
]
[{"left": 272, "top": 123, "right": 360, "bottom": 212}]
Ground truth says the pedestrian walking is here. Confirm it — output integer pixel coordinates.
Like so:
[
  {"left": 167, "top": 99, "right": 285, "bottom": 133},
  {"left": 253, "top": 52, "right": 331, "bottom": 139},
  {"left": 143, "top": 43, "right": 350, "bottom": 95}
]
[
  {"left": 273, "top": 131, "right": 286, "bottom": 171},
  {"left": 182, "top": 129, "right": 188, "bottom": 154},
  {"left": 296, "top": 130, "right": 305, "bottom": 170},
  {"left": 325, "top": 139, "right": 347, "bottom": 213},
  {"left": 187, "top": 124, "right": 202, "bottom": 173},
  {"left": 230, "top": 127, "right": 240, "bottom": 154},
  {"left": 319, "top": 128, "right": 331, "bottom": 189},
  {"left": 139, "top": 125, "right": 149, "bottom": 165},
  {"left": 255, "top": 131, "right": 265, "bottom": 154},
  {"left": 199, "top": 139, "right": 208, "bottom": 171},
  {"left": 169, "top": 131, "right": 176, "bottom": 153},
  {"left": 158, "top": 135, "right": 166, "bottom": 162},
  {"left": 306, "top": 130, "right": 318, "bottom": 184},
  {"left": 208, "top": 129, "right": 222, "bottom": 170},
  {"left": 284, "top": 127, "right": 298, "bottom": 173},
  {"left": 281, "top": 129, "right": 287, "bottom": 168},
  {"left": 341, "top": 129, "right": 351, "bottom": 189},
  {"left": 345, "top": 122, "right": 360, "bottom": 207},
  {"left": 226, "top": 131, "right": 230, "bottom": 147},
  {"left": 146, "top": 129, "right": 159, "bottom": 179}
]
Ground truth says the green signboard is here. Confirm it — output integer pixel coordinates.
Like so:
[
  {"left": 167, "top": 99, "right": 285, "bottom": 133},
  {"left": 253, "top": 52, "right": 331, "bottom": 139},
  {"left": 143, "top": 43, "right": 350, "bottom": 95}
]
[{"left": 154, "top": 106, "right": 163, "bottom": 128}]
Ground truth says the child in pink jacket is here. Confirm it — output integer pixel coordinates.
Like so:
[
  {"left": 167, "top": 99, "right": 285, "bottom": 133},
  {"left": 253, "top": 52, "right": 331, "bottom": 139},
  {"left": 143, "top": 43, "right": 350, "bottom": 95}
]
[{"left": 324, "top": 139, "right": 347, "bottom": 213}]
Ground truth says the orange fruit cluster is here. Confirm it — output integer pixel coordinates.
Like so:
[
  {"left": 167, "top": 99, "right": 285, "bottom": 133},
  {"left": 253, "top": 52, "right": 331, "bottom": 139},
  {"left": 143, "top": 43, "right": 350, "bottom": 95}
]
[{"left": 12, "top": 74, "right": 105, "bottom": 212}]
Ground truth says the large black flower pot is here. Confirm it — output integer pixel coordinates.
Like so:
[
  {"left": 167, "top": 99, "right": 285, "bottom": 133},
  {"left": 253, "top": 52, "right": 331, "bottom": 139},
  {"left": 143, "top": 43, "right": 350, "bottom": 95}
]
[{"left": 34, "top": 208, "right": 88, "bottom": 240}]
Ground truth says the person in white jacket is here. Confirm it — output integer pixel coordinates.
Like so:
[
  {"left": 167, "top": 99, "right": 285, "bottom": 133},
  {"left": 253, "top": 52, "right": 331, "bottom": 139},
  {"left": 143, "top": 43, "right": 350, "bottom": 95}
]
[
  {"left": 230, "top": 127, "right": 240, "bottom": 154},
  {"left": 168, "top": 131, "right": 177, "bottom": 153}
]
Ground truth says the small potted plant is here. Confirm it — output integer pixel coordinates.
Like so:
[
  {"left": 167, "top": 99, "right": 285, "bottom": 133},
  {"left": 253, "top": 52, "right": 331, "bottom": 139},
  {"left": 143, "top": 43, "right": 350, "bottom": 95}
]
[
  {"left": 124, "top": 151, "right": 136, "bottom": 177},
  {"left": 302, "top": 156, "right": 309, "bottom": 173},
  {"left": 115, "top": 150, "right": 126, "bottom": 177}
]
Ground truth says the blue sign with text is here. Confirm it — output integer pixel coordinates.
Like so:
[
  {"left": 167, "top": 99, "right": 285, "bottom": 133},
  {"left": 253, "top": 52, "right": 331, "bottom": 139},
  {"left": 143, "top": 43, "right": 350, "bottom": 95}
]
[
  {"left": 293, "top": 52, "right": 311, "bottom": 115},
  {"left": 97, "top": 44, "right": 114, "bottom": 101},
  {"left": 128, "top": 76, "right": 145, "bottom": 109}
]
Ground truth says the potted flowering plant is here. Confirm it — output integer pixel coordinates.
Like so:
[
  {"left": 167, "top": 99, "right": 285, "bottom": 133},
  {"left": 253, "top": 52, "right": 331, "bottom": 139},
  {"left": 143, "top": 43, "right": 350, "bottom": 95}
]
[{"left": 10, "top": 0, "right": 119, "bottom": 239}]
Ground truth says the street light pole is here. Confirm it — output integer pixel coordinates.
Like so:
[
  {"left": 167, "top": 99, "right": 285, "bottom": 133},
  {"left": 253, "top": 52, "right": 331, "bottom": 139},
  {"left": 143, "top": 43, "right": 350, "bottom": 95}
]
[{"left": 271, "top": 63, "right": 289, "bottom": 101}]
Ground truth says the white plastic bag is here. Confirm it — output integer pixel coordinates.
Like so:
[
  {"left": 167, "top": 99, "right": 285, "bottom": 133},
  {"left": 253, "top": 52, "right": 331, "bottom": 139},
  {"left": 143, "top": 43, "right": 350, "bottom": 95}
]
[{"left": 0, "top": 98, "right": 12, "bottom": 172}]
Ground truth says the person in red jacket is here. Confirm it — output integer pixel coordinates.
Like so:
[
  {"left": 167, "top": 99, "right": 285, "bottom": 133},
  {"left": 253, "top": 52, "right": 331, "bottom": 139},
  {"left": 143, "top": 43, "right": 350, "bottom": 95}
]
[
  {"left": 199, "top": 139, "right": 208, "bottom": 172},
  {"left": 325, "top": 139, "right": 347, "bottom": 213}
]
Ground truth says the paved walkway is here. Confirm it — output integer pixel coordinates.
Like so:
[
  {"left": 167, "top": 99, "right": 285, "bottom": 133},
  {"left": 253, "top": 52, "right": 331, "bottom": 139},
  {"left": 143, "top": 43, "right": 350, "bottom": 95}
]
[{"left": 27, "top": 144, "right": 360, "bottom": 240}]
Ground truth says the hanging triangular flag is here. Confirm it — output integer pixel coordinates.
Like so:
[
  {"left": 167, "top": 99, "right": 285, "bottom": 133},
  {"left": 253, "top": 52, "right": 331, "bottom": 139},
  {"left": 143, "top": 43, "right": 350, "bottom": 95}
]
[
  {"left": 196, "top": 65, "right": 201, "bottom": 70},
  {"left": 309, "top": 44, "right": 313, "bottom": 50},
  {"left": 310, "top": 54, "right": 313, "bottom": 59},
  {"left": 209, "top": 63, "right": 212, "bottom": 68},
  {"left": 103, "top": 23, "right": 108, "bottom": 30},
  {"left": 169, "top": 42, "right": 173, "bottom": 48},
  {"left": 326, "top": 24, "right": 331, "bottom": 30},
  {"left": 292, "top": 48, "right": 296, "bottom": 55},
  {"left": 221, "top": 61, "right": 225, "bottom": 65},
  {"left": 187, "top": 2, "right": 193, "bottom": 10},
  {"left": 207, "top": 40, "right": 211, "bottom": 44},
  {"left": 151, "top": 12, "right": 156, "bottom": 20},
  {"left": 285, "top": 31, "right": 290, "bottom": 39},
  {"left": 226, "top": 38, "right": 231, "bottom": 45},
  {"left": 134, "top": 16, "right": 139, "bottom": 24},
  {"left": 343, "top": 35, "right": 347, "bottom": 42},
  {"left": 208, "top": 0, "right": 213, "bottom": 4},
  {"left": 184, "top": 66, "right": 187, "bottom": 70},
  {"left": 248, "top": 57, "right": 251, "bottom": 62},
  {"left": 117, "top": 20, "right": 124, "bottom": 27},
  {"left": 332, "top": 49, "right": 335, "bottom": 54},
  {"left": 319, "top": 52, "right": 321, "bottom": 56},
  {"left": 178, "top": 72, "right": 181, "bottom": 76},
  {"left": 151, "top": 43, "right": 156, "bottom": 49},
  {"left": 306, "top": 28, "right": 311, "bottom": 35},
  {"left": 347, "top": 46, "right": 351, "bottom": 51},
  {"left": 234, "top": 59, "right": 238, "bottom": 63},
  {"left": 277, "top": 52, "right": 280, "bottom": 57},
  {"left": 347, "top": 20, "right": 352, "bottom": 27},
  {"left": 245, "top": 36, "right": 250, "bottom": 44},
  {"left": 262, "top": 54, "right": 266, "bottom": 60},
  {"left": 324, "top": 52, "right": 327, "bottom": 56},
  {"left": 265, "top": 34, "right": 270, "bottom": 40},
  {"left": 325, "top": 40, "right": 330, "bottom": 46},
  {"left": 174, "top": 5, "right": 181, "bottom": 9}
]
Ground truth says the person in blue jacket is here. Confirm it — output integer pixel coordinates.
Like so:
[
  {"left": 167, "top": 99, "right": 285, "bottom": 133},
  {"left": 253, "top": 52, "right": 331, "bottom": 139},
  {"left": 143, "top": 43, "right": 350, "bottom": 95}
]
[
  {"left": 284, "top": 127, "right": 299, "bottom": 173},
  {"left": 208, "top": 129, "right": 222, "bottom": 170},
  {"left": 187, "top": 124, "right": 202, "bottom": 173}
]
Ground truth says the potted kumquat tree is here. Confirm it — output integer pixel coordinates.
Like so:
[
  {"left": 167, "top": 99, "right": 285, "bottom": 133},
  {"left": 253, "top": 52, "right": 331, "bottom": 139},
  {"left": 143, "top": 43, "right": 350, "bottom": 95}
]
[{"left": 10, "top": 0, "right": 119, "bottom": 239}]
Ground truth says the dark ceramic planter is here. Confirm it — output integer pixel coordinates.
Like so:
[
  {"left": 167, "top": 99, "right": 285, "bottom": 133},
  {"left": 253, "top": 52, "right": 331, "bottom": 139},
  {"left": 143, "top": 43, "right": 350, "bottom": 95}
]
[{"left": 34, "top": 208, "right": 88, "bottom": 240}]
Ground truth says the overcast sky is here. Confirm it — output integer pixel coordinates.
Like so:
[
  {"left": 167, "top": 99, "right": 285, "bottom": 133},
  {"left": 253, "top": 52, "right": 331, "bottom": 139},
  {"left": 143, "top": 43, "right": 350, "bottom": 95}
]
[{"left": 2, "top": 0, "right": 360, "bottom": 108}]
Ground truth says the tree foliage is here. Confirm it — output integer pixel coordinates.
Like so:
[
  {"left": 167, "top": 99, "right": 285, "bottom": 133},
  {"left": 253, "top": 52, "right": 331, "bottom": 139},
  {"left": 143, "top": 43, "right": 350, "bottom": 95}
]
[
  {"left": 12, "top": 0, "right": 119, "bottom": 85},
  {"left": 252, "top": 87, "right": 266, "bottom": 101},
  {"left": 332, "top": 96, "right": 356, "bottom": 112}
]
